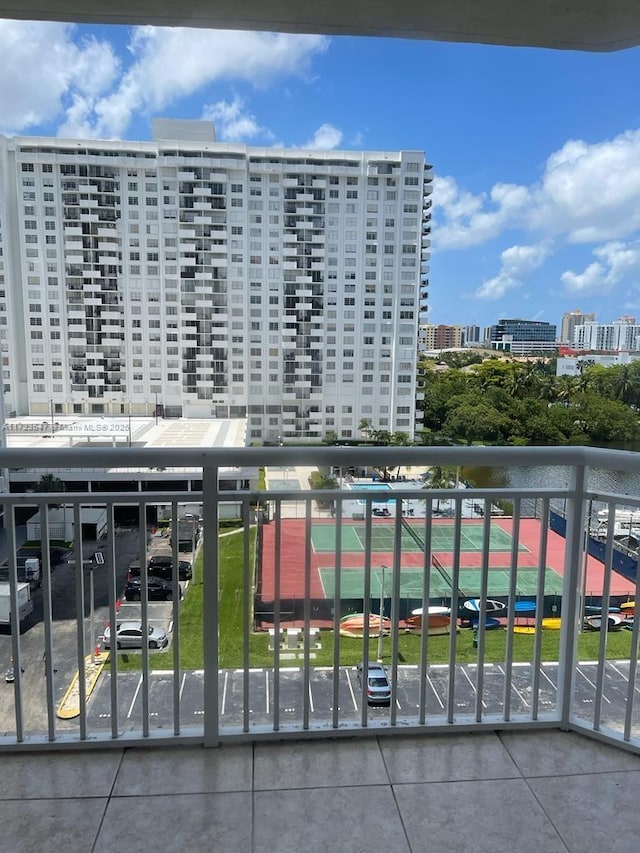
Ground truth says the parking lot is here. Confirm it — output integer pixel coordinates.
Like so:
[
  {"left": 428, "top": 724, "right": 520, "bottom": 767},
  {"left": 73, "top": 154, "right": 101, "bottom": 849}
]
[{"left": 82, "top": 660, "right": 640, "bottom": 736}]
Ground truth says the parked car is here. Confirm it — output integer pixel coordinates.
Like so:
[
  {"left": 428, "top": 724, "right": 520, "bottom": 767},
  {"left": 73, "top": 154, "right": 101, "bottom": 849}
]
[
  {"left": 103, "top": 621, "right": 169, "bottom": 650},
  {"left": 147, "top": 555, "right": 172, "bottom": 570},
  {"left": 124, "top": 576, "right": 181, "bottom": 601},
  {"left": 128, "top": 558, "right": 192, "bottom": 581},
  {"left": 148, "top": 556, "right": 193, "bottom": 581},
  {"left": 355, "top": 661, "right": 392, "bottom": 705}
]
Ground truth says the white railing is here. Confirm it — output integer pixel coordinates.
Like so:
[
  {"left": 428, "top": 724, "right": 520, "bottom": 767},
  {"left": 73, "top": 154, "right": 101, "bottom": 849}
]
[{"left": 0, "top": 445, "right": 638, "bottom": 753}]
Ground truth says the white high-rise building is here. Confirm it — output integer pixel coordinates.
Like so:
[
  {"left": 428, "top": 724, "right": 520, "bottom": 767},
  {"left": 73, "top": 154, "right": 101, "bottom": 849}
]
[
  {"left": 574, "top": 321, "right": 640, "bottom": 352},
  {"left": 0, "top": 121, "right": 432, "bottom": 442}
]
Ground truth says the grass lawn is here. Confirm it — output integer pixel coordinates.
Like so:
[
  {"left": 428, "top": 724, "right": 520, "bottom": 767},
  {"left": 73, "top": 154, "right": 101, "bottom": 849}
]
[{"left": 111, "top": 527, "right": 638, "bottom": 670}]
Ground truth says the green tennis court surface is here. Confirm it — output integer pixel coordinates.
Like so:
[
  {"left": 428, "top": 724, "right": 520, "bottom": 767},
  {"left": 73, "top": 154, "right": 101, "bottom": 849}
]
[
  {"left": 319, "top": 566, "right": 563, "bottom": 598},
  {"left": 311, "top": 521, "right": 527, "bottom": 554}
]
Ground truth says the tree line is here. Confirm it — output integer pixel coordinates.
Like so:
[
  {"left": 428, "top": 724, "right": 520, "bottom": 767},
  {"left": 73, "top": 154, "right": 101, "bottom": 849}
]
[{"left": 417, "top": 355, "right": 640, "bottom": 446}]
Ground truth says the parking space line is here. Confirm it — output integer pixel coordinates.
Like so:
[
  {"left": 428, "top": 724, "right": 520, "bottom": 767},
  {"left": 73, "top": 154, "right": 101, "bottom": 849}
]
[
  {"left": 127, "top": 674, "right": 143, "bottom": 719},
  {"left": 426, "top": 673, "right": 444, "bottom": 709},
  {"left": 576, "top": 665, "right": 611, "bottom": 704},
  {"left": 308, "top": 681, "right": 314, "bottom": 713},
  {"left": 179, "top": 672, "right": 186, "bottom": 700},
  {"left": 539, "top": 667, "right": 558, "bottom": 692},
  {"left": 344, "top": 667, "right": 358, "bottom": 710},
  {"left": 221, "top": 670, "right": 229, "bottom": 716},
  {"left": 265, "top": 670, "right": 270, "bottom": 713},
  {"left": 497, "top": 664, "right": 529, "bottom": 708},
  {"left": 608, "top": 662, "right": 640, "bottom": 695},
  {"left": 461, "top": 666, "right": 487, "bottom": 708}
]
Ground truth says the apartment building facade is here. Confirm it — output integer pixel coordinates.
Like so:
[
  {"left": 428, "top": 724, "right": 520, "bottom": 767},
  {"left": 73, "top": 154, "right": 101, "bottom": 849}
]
[
  {"left": 0, "top": 121, "right": 432, "bottom": 443},
  {"left": 418, "top": 323, "right": 463, "bottom": 351},
  {"left": 574, "top": 320, "right": 640, "bottom": 352}
]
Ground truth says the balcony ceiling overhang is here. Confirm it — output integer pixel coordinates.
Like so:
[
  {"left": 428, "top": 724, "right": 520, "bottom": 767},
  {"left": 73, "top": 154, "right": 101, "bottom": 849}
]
[{"left": 1, "top": 0, "right": 639, "bottom": 52}]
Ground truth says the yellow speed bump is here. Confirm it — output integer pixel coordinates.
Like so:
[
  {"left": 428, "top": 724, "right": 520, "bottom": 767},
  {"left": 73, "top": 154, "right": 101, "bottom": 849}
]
[{"left": 56, "top": 652, "right": 109, "bottom": 720}]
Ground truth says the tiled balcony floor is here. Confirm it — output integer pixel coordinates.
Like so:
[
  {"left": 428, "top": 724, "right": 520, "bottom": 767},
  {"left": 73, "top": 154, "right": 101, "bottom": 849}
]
[{"left": 1, "top": 730, "right": 639, "bottom": 852}]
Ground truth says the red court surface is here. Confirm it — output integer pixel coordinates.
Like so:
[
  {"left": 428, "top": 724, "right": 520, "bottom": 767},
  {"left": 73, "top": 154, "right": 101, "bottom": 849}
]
[{"left": 258, "top": 517, "right": 635, "bottom": 602}]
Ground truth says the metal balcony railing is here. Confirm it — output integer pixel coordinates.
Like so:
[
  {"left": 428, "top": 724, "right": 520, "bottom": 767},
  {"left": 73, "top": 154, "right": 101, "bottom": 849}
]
[{"left": 0, "top": 445, "right": 638, "bottom": 754}]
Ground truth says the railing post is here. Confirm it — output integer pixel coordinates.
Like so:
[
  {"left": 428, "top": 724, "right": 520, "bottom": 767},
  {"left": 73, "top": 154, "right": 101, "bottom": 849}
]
[
  {"left": 203, "top": 462, "right": 220, "bottom": 747},
  {"left": 557, "top": 464, "right": 586, "bottom": 730}
]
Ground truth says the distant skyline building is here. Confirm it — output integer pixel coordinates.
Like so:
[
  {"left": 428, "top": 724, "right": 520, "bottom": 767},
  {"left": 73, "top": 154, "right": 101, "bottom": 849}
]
[
  {"left": 418, "top": 323, "right": 463, "bottom": 351},
  {"left": 489, "top": 318, "right": 557, "bottom": 355},
  {"left": 462, "top": 325, "right": 481, "bottom": 345},
  {"left": 560, "top": 309, "right": 596, "bottom": 344},
  {"left": 574, "top": 321, "right": 640, "bottom": 352},
  {"left": 0, "top": 120, "right": 432, "bottom": 442}
]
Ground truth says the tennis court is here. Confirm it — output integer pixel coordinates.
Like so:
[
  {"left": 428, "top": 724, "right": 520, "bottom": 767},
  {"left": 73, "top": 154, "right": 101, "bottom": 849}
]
[
  {"left": 310, "top": 520, "right": 527, "bottom": 554},
  {"left": 258, "top": 516, "right": 635, "bottom": 613},
  {"left": 318, "top": 564, "right": 564, "bottom": 599}
]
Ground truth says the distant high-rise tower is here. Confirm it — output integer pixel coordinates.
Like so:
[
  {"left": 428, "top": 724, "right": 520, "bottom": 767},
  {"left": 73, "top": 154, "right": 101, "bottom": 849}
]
[{"left": 561, "top": 309, "right": 596, "bottom": 345}]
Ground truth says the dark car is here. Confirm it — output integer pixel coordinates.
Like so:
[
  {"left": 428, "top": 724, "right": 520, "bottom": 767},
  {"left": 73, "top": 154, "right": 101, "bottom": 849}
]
[
  {"left": 148, "top": 556, "right": 193, "bottom": 581},
  {"left": 128, "top": 558, "right": 193, "bottom": 581},
  {"left": 124, "top": 576, "right": 181, "bottom": 602},
  {"left": 355, "top": 661, "right": 392, "bottom": 705}
]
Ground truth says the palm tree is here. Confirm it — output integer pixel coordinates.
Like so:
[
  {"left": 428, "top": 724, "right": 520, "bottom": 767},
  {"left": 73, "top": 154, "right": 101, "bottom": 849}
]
[
  {"left": 555, "top": 375, "right": 578, "bottom": 406},
  {"left": 613, "top": 365, "right": 638, "bottom": 407},
  {"left": 423, "top": 465, "right": 455, "bottom": 511},
  {"left": 358, "top": 418, "right": 373, "bottom": 445},
  {"left": 390, "top": 431, "right": 412, "bottom": 479},
  {"left": 35, "top": 474, "right": 64, "bottom": 494}
]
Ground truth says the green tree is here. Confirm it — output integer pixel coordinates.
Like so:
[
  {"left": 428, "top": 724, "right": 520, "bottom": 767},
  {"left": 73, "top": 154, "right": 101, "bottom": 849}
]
[
  {"left": 358, "top": 418, "right": 373, "bottom": 444},
  {"left": 441, "top": 397, "right": 514, "bottom": 445},
  {"left": 35, "top": 474, "right": 64, "bottom": 493},
  {"left": 423, "top": 465, "right": 456, "bottom": 510}
]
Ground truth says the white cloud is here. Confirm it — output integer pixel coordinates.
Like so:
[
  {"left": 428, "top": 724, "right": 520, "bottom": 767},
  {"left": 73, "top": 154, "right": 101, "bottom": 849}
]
[
  {"left": 0, "top": 21, "right": 118, "bottom": 135},
  {"left": 59, "top": 28, "right": 328, "bottom": 139},
  {"left": 532, "top": 131, "right": 640, "bottom": 242},
  {"left": 303, "top": 123, "right": 343, "bottom": 150},
  {"left": 433, "top": 175, "right": 530, "bottom": 250},
  {"left": 435, "top": 127, "right": 640, "bottom": 252},
  {"left": 561, "top": 240, "right": 640, "bottom": 294},
  {"left": 202, "top": 97, "right": 273, "bottom": 142},
  {"left": 475, "top": 244, "right": 550, "bottom": 300}
]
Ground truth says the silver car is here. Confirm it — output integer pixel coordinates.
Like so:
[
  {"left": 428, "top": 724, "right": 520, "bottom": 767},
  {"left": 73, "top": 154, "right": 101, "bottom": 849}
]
[
  {"left": 103, "top": 621, "right": 169, "bottom": 650},
  {"left": 356, "top": 661, "right": 392, "bottom": 705}
]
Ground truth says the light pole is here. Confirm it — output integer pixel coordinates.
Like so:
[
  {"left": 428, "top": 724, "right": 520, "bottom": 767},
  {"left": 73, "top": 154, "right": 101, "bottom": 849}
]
[
  {"left": 155, "top": 392, "right": 158, "bottom": 426},
  {"left": 377, "top": 564, "right": 387, "bottom": 662},
  {"left": 90, "top": 551, "right": 104, "bottom": 663},
  {"left": 49, "top": 399, "right": 55, "bottom": 437},
  {"left": 128, "top": 401, "right": 132, "bottom": 447}
]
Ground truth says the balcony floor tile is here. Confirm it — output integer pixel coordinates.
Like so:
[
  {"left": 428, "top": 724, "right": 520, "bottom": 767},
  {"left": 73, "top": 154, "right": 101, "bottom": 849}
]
[
  {"left": 394, "top": 777, "right": 569, "bottom": 853},
  {"left": 499, "top": 729, "right": 640, "bottom": 776},
  {"left": 112, "top": 743, "right": 253, "bottom": 795},
  {"left": 529, "top": 770, "right": 640, "bottom": 850},
  {"left": 380, "top": 731, "right": 521, "bottom": 783},
  {"left": 0, "top": 750, "right": 121, "bottom": 799},
  {"left": 0, "top": 797, "right": 107, "bottom": 853},
  {"left": 253, "top": 785, "right": 410, "bottom": 853},
  {"left": 254, "top": 736, "right": 388, "bottom": 790},
  {"left": 94, "top": 791, "right": 253, "bottom": 853}
]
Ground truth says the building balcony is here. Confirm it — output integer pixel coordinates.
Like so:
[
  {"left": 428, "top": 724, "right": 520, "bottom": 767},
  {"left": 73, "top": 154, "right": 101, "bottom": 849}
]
[
  {"left": 6, "top": 730, "right": 635, "bottom": 848},
  {"left": 0, "top": 443, "right": 638, "bottom": 814}
]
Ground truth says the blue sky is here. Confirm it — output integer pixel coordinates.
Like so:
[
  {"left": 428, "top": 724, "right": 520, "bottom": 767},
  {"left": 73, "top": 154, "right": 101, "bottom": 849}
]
[{"left": 2, "top": 20, "right": 640, "bottom": 331}]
